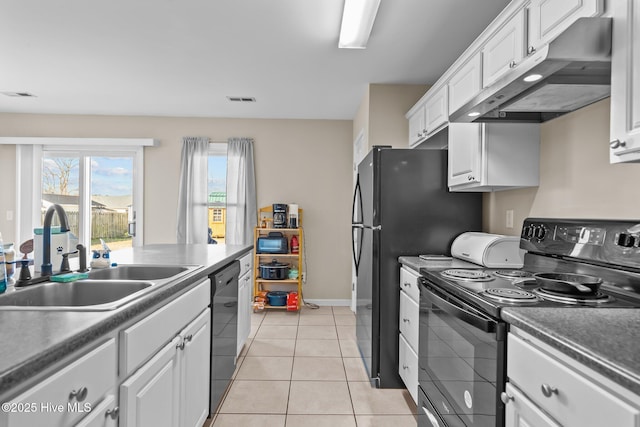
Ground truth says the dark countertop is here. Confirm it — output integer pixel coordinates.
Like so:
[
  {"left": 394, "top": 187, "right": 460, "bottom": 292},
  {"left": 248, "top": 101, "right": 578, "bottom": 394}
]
[
  {"left": 0, "top": 243, "right": 252, "bottom": 398},
  {"left": 502, "top": 307, "right": 640, "bottom": 395}
]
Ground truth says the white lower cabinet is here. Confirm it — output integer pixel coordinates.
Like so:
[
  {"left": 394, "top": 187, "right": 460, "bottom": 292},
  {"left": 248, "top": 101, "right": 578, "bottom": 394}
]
[
  {"left": 74, "top": 394, "right": 118, "bottom": 427},
  {"left": 237, "top": 251, "right": 253, "bottom": 358},
  {"left": 120, "top": 308, "right": 211, "bottom": 427},
  {"left": 505, "top": 328, "right": 640, "bottom": 427},
  {"left": 398, "top": 265, "right": 420, "bottom": 404},
  {"left": 503, "top": 383, "right": 560, "bottom": 427},
  {"left": 1, "top": 339, "right": 117, "bottom": 427}
]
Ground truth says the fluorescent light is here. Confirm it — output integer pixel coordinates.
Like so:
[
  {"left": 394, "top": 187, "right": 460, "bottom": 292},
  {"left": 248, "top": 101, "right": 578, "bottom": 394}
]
[
  {"left": 339, "top": 0, "right": 381, "bottom": 49},
  {"left": 468, "top": 112, "right": 481, "bottom": 117},
  {"left": 523, "top": 74, "right": 543, "bottom": 82}
]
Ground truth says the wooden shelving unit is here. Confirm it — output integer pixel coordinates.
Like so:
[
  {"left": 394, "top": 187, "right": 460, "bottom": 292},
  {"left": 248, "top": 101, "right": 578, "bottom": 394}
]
[{"left": 253, "top": 206, "right": 304, "bottom": 311}]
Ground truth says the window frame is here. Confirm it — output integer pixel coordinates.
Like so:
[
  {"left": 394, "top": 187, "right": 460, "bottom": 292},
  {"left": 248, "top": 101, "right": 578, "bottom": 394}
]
[{"left": 10, "top": 138, "right": 153, "bottom": 248}]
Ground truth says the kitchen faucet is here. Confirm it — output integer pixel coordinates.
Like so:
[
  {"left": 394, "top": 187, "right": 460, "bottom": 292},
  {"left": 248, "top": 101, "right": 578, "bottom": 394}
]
[{"left": 41, "top": 204, "right": 71, "bottom": 276}]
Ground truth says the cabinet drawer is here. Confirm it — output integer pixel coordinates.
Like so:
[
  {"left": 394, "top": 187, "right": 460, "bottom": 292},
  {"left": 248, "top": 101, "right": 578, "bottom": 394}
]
[
  {"left": 508, "top": 333, "right": 640, "bottom": 427},
  {"left": 238, "top": 251, "right": 253, "bottom": 278},
  {"left": 399, "top": 333, "right": 418, "bottom": 404},
  {"left": 399, "top": 290, "right": 419, "bottom": 352},
  {"left": 399, "top": 266, "right": 420, "bottom": 304},
  {"left": 121, "top": 278, "right": 211, "bottom": 376},
  {"left": 3, "top": 339, "right": 116, "bottom": 427}
]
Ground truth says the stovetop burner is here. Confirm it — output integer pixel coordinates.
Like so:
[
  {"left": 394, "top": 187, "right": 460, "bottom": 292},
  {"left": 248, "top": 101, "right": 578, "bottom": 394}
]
[
  {"left": 534, "top": 288, "right": 614, "bottom": 304},
  {"left": 481, "top": 288, "right": 538, "bottom": 303},
  {"left": 493, "top": 270, "right": 533, "bottom": 279},
  {"left": 441, "top": 269, "right": 493, "bottom": 282}
]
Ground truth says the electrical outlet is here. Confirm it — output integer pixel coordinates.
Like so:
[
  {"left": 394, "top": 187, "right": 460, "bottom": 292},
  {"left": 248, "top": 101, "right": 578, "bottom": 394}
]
[{"left": 506, "top": 210, "right": 514, "bottom": 229}]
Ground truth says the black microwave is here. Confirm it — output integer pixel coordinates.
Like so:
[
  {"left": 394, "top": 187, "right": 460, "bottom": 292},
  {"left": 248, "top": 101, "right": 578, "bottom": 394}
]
[{"left": 256, "top": 232, "right": 289, "bottom": 254}]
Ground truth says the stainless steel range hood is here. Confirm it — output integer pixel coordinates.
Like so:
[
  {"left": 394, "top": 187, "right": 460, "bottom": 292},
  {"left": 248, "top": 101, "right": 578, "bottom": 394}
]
[{"left": 450, "top": 17, "right": 612, "bottom": 123}]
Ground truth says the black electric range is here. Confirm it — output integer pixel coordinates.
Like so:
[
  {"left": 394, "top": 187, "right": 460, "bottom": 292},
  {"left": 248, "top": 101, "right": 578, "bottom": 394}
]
[{"left": 416, "top": 218, "right": 640, "bottom": 427}]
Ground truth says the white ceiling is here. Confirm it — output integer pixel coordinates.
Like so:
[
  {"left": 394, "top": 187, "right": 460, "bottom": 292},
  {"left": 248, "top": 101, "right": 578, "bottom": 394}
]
[{"left": 0, "top": 0, "right": 510, "bottom": 120}]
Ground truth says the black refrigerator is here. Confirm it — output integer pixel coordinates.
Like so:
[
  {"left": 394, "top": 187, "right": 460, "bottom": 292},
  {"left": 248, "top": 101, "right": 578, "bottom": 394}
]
[{"left": 352, "top": 146, "right": 481, "bottom": 388}]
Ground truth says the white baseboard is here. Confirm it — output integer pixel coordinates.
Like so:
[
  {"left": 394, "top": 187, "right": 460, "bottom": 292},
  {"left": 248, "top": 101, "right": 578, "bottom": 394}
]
[{"left": 303, "top": 299, "right": 352, "bottom": 307}]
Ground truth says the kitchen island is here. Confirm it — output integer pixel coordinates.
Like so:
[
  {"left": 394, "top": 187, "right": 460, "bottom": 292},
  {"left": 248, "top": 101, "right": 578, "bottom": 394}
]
[{"left": 0, "top": 243, "right": 251, "bottom": 401}]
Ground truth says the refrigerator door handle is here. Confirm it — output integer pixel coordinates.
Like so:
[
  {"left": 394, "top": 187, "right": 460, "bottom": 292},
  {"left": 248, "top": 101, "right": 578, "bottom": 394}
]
[
  {"left": 351, "top": 225, "right": 363, "bottom": 274},
  {"left": 352, "top": 176, "right": 363, "bottom": 224}
]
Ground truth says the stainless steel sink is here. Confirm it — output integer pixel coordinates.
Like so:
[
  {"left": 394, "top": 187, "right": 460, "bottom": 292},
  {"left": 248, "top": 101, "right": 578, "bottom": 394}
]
[
  {"left": 0, "top": 280, "right": 154, "bottom": 311},
  {"left": 88, "top": 265, "right": 189, "bottom": 281}
]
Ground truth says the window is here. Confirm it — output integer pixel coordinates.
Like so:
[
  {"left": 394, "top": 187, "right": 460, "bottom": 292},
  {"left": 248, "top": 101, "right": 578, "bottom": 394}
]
[
  {"left": 208, "top": 143, "right": 227, "bottom": 244},
  {"left": 42, "top": 152, "right": 136, "bottom": 250},
  {"left": 13, "top": 138, "right": 150, "bottom": 250}
]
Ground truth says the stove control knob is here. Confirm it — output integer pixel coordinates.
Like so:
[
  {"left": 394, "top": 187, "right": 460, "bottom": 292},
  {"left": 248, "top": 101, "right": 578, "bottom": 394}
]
[
  {"left": 522, "top": 225, "right": 534, "bottom": 239},
  {"left": 615, "top": 233, "right": 637, "bottom": 248},
  {"left": 533, "top": 226, "right": 546, "bottom": 240}
]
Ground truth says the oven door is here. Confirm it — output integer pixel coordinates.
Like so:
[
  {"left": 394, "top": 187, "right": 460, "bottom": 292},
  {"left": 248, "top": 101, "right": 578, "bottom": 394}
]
[{"left": 418, "top": 279, "right": 506, "bottom": 427}]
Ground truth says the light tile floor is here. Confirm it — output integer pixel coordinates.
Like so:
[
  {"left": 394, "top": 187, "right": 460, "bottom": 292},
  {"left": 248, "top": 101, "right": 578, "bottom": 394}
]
[{"left": 206, "top": 305, "right": 417, "bottom": 427}]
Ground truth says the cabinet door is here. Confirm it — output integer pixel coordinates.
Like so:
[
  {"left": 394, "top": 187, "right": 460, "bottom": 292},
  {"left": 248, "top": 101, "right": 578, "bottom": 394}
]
[
  {"left": 399, "top": 290, "right": 419, "bottom": 353},
  {"left": 528, "top": 0, "right": 603, "bottom": 51},
  {"left": 448, "top": 123, "right": 483, "bottom": 188},
  {"left": 398, "top": 334, "right": 418, "bottom": 405},
  {"left": 504, "top": 383, "right": 561, "bottom": 427},
  {"left": 482, "top": 8, "right": 526, "bottom": 88},
  {"left": 120, "top": 336, "right": 180, "bottom": 427},
  {"left": 610, "top": 0, "right": 640, "bottom": 163},
  {"left": 408, "top": 106, "right": 426, "bottom": 146},
  {"left": 2, "top": 339, "right": 116, "bottom": 427},
  {"left": 424, "top": 86, "right": 448, "bottom": 135},
  {"left": 448, "top": 52, "right": 482, "bottom": 115},
  {"left": 237, "top": 272, "right": 252, "bottom": 357},
  {"left": 180, "top": 309, "right": 211, "bottom": 427},
  {"left": 74, "top": 394, "right": 118, "bottom": 427}
]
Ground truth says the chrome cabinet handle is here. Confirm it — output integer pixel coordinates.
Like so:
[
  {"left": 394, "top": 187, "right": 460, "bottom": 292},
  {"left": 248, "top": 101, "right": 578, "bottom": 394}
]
[
  {"left": 403, "top": 282, "right": 411, "bottom": 288},
  {"left": 69, "top": 386, "right": 88, "bottom": 401},
  {"left": 402, "top": 318, "right": 410, "bottom": 323},
  {"left": 541, "top": 383, "right": 558, "bottom": 397},
  {"left": 467, "top": 175, "right": 475, "bottom": 181},
  {"left": 509, "top": 60, "right": 517, "bottom": 68},
  {"left": 105, "top": 407, "right": 119, "bottom": 420},
  {"left": 176, "top": 340, "right": 185, "bottom": 350},
  {"left": 402, "top": 364, "right": 409, "bottom": 370},
  {"left": 500, "top": 391, "right": 514, "bottom": 404},
  {"left": 610, "top": 139, "right": 626, "bottom": 149},
  {"left": 185, "top": 334, "right": 193, "bottom": 342},
  {"left": 527, "top": 45, "right": 536, "bottom": 55}
]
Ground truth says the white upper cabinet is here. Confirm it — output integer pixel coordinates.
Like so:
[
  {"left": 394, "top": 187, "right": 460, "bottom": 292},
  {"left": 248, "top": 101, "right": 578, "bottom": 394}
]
[
  {"left": 528, "top": 0, "right": 604, "bottom": 52},
  {"left": 448, "top": 122, "right": 540, "bottom": 191},
  {"left": 407, "top": 84, "right": 448, "bottom": 147},
  {"left": 408, "top": 105, "right": 426, "bottom": 147},
  {"left": 482, "top": 8, "right": 527, "bottom": 88},
  {"left": 610, "top": 0, "right": 640, "bottom": 163},
  {"left": 448, "top": 52, "right": 482, "bottom": 115},
  {"left": 424, "top": 85, "right": 448, "bottom": 135}
]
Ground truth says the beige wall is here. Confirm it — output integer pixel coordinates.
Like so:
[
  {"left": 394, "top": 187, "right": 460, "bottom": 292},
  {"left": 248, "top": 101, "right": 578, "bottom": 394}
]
[
  {"left": 484, "top": 98, "right": 640, "bottom": 235},
  {"left": 352, "top": 84, "right": 428, "bottom": 152},
  {"left": 0, "top": 113, "right": 353, "bottom": 300}
]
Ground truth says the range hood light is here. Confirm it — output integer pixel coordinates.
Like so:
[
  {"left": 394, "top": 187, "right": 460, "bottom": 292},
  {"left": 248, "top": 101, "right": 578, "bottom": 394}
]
[
  {"left": 523, "top": 74, "right": 543, "bottom": 83},
  {"left": 468, "top": 112, "right": 481, "bottom": 117}
]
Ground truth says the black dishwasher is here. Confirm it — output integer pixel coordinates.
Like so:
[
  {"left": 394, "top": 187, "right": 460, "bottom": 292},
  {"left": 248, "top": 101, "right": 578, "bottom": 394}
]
[{"left": 209, "top": 260, "right": 240, "bottom": 415}]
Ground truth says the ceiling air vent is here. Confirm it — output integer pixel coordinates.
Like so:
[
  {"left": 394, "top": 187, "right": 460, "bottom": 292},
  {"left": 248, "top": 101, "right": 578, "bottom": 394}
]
[
  {"left": 227, "top": 96, "right": 256, "bottom": 103},
  {"left": 1, "top": 92, "right": 36, "bottom": 97}
]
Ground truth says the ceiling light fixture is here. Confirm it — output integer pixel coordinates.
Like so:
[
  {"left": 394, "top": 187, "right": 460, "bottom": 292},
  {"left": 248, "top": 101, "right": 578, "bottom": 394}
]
[{"left": 338, "top": 0, "right": 381, "bottom": 49}]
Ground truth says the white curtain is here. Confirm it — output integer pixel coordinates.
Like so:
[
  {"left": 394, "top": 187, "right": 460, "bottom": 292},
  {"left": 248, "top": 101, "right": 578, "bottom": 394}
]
[
  {"left": 226, "top": 138, "right": 257, "bottom": 245},
  {"left": 176, "top": 136, "right": 210, "bottom": 244}
]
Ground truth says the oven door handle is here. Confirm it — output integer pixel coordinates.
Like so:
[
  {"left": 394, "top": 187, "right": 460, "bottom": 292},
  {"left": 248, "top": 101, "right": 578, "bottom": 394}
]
[{"left": 424, "top": 288, "right": 496, "bottom": 333}]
